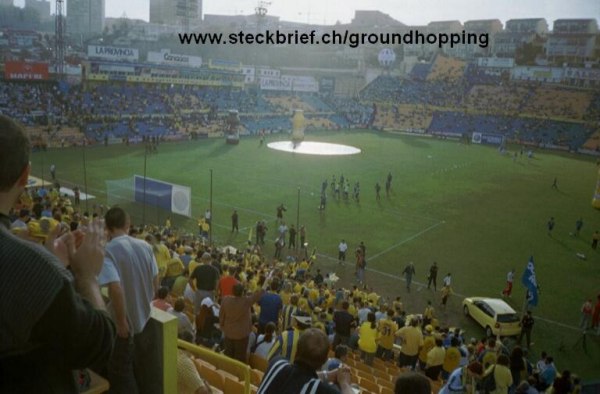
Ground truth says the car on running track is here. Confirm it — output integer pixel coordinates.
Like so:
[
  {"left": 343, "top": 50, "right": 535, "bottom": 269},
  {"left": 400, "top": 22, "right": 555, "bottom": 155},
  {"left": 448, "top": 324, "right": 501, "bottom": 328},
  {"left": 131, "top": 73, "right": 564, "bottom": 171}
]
[{"left": 462, "top": 297, "right": 522, "bottom": 337}]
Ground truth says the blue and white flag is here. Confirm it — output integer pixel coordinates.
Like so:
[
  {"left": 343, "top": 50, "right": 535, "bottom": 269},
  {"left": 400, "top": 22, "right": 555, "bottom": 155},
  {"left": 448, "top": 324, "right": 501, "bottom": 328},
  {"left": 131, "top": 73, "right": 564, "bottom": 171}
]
[
  {"left": 521, "top": 256, "right": 538, "bottom": 307},
  {"left": 134, "top": 175, "right": 191, "bottom": 217}
]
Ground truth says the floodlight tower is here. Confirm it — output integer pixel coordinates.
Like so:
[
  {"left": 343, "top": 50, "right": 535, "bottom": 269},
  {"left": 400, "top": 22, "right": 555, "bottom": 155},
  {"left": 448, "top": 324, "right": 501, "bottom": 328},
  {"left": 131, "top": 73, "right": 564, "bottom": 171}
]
[
  {"left": 255, "top": 0, "right": 270, "bottom": 21},
  {"left": 253, "top": 1, "right": 271, "bottom": 93},
  {"left": 55, "top": 0, "right": 66, "bottom": 78}
]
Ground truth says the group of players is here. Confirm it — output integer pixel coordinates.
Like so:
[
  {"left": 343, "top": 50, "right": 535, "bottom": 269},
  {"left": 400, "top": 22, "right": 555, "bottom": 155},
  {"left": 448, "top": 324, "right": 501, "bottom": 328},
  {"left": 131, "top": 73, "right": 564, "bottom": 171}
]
[{"left": 317, "top": 172, "right": 394, "bottom": 210}]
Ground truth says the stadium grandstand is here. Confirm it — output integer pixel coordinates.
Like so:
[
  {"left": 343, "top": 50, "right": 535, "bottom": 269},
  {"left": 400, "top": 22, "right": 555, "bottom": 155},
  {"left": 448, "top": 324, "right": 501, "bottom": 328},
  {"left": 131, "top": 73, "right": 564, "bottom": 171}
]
[
  {"left": 1, "top": 50, "right": 599, "bottom": 151},
  {"left": 1, "top": 4, "right": 600, "bottom": 394}
]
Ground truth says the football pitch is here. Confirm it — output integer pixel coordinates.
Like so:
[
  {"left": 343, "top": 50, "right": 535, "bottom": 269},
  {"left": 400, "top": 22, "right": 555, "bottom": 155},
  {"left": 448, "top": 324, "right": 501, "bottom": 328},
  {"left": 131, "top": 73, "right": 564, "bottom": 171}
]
[{"left": 30, "top": 130, "right": 600, "bottom": 378}]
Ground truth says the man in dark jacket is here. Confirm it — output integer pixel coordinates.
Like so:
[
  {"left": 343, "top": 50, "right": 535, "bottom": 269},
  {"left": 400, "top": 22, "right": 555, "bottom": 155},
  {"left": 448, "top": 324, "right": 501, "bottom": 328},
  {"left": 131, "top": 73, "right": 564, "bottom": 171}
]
[{"left": 0, "top": 115, "right": 115, "bottom": 393}]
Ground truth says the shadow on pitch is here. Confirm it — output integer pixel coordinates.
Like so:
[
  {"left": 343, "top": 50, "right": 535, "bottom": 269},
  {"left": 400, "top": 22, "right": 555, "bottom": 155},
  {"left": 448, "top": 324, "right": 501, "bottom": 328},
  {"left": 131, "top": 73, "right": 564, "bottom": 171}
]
[
  {"left": 207, "top": 142, "right": 236, "bottom": 157},
  {"left": 551, "top": 236, "right": 577, "bottom": 253},
  {"left": 399, "top": 136, "right": 432, "bottom": 149},
  {"left": 373, "top": 132, "right": 432, "bottom": 149}
]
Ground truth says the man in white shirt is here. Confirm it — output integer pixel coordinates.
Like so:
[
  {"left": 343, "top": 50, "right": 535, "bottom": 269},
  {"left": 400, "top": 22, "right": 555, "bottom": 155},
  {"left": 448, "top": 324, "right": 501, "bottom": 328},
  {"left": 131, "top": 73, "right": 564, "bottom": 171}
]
[
  {"left": 278, "top": 222, "right": 288, "bottom": 238},
  {"left": 98, "top": 207, "right": 159, "bottom": 393},
  {"left": 502, "top": 269, "right": 515, "bottom": 298},
  {"left": 338, "top": 240, "right": 348, "bottom": 264},
  {"left": 443, "top": 273, "right": 452, "bottom": 287},
  {"left": 357, "top": 301, "right": 371, "bottom": 325}
]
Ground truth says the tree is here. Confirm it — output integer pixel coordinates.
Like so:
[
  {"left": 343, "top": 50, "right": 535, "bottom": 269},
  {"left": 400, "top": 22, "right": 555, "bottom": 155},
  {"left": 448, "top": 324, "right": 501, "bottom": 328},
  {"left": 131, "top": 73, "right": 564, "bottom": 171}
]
[{"left": 515, "top": 37, "right": 544, "bottom": 66}]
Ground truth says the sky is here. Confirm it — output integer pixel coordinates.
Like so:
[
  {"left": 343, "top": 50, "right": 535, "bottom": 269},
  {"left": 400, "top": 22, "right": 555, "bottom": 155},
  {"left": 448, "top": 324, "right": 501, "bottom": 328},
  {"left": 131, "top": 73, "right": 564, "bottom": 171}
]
[{"left": 12, "top": 0, "right": 600, "bottom": 27}]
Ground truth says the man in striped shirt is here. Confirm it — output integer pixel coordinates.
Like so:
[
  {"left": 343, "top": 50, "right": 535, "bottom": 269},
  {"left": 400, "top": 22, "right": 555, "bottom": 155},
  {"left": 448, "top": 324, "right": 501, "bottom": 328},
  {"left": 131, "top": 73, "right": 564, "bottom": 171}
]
[
  {"left": 267, "top": 313, "right": 311, "bottom": 363},
  {"left": 258, "top": 328, "right": 354, "bottom": 394},
  {"left": 282, "top": 294, "right": 300, "bottom": 330}
]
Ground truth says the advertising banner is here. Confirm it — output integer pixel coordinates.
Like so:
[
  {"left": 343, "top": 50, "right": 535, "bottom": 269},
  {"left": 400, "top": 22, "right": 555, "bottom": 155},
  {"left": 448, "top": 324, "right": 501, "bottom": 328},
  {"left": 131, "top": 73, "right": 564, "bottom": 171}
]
[
  {"left": 511, "top": 66, "right": 563, "bottom": 83},
  {"left": 147, "top": 49, "right": 202, "bottom": 68},
  {"left": 477, "top": 57, "right": 515, "bottom": 68},
  {"left": 4, "top": 61, "right": 49, "bottom": 80},
  {"left": 260, "top": 75, "right": 319, "bottom": 92},
  {"left": 472, "top": 132, "right": 505, "bottom": 145},
  {"left": 565, "top": 67, "right": 600, "bottom": 82},
  {"left": 87, "top": 45, "right": 139, "bottom": 61}
]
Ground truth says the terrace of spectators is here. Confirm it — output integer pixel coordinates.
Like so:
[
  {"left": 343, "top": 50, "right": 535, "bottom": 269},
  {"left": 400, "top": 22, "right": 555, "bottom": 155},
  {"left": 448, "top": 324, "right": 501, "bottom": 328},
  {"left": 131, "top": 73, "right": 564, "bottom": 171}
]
[
  {"left": 372, "top": 104, "right": 434, "bottom": 132},
  {"left": 74, "top": 84, "right": 173, "bottom": 116},
  {"left": 428, "top": 111, "right": 594, "bottom": 149},
  {"left": 463, "top": 85, "right": 531, "bottom": 115},
  {"left": 410, "top": 63, "right": 432, "bottom": 81},
  {"left": 240, "top": 115, "right": 291, "bottom": 134},
  {"left": 428, "top": 111, "right": 515, "bottom": 136},
  {"left": 582, "top": 130, "right": 600, "bottom": 151},
  {"left": 360, "top": 76, "right": 404, "bottom": 102},
  {"left": 8, "top": 182, "right": 590, "bottom": 393},
  {"left": 84, "top": 119, "right": 182, "bottom": 142},
  {"left": 2, "top": 64, "right": 599, "bottom": 151},
  {"left": 426, "top": 55, "right": 466, "bottom": 82},
  {"left": 0, "top": 82, "right": 64, "bottom": 125},
  {"left": 520, "top": 87, "right": 594, "bottom": 121},
  {"left": 264, "top": 94, "right": 316, "bottom": 113},
  {"left": 584, "top": 92, "right": 600, "bottom": 122},
  {"left": 327, "top": 97, "right": 374, "bottom": 125},
  {"left": 361, "top": 77, "right": 468, "bottom": 108}
]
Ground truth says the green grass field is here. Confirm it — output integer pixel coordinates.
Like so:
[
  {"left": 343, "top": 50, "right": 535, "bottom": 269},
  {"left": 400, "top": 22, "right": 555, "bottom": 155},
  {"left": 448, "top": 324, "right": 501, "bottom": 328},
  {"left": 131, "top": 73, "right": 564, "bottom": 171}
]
[{"left": 30, "top": 130, "right": 600, "bottom": 379}]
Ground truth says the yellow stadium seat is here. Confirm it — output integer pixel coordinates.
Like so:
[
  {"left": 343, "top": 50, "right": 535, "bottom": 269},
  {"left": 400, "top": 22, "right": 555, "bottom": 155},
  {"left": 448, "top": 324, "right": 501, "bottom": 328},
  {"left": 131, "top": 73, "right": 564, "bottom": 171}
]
[
  {"left": 372, "top": 368, "right": 390, "bottom": 381},
  {"left": 378, "top": 378, "right": 395, "bottom": 391},
  {"left": 223, "top": 375, "right": 245, "bottom": 394},
  {"left": 345, "top": 358, "right": 357, "bottom": 367},
  {"left": 360, "top": 377, "right": 380, "bottom": 394},
  {"left": 386, "top": 365, "right": 401, "bottom": 376},
  {"left": 354, "top": 361, "right": 373, "bottom": 374},
  {"left": 217, "top": 369, "right": 239, "bottom": 383},
  {"left": 199, "top": 364, "right": 224, "bottom": 391},
  {"left": 193, "top": 358, "right": 216, "bottom": 374},
  {"left": 249, "top": 353, "right": 269, "bottom": 373},
  {"left": 356, "top": 369, "right": 372, "bottom": 382},
  {"left": 381, "top": 386, "right": 394, "bottom": 394},
  {"left": 251, "top": 368, "right": 264, "bottom": 386},
  {"left": 372, "top": 358, "right": 385, "bottom": 368}
]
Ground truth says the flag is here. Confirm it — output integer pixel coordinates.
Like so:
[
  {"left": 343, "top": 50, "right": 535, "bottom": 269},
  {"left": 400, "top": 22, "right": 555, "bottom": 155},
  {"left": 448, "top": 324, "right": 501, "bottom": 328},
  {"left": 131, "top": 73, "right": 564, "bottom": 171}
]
[
  {"left": 521, "top": 256, "right": 538, "bottom": 307},
  {"left": 134, "top": 175, "right": 191, "bottom": 217},
  {"left": 171, "top": 184, "right": 192, "bottom": 217}
]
